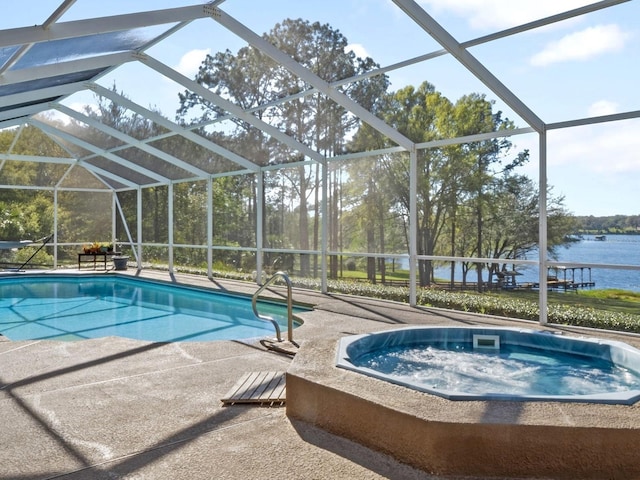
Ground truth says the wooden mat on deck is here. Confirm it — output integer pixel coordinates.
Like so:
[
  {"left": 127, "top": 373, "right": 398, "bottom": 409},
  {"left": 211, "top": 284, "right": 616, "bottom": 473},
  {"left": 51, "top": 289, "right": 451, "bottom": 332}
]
[{"left": 221, "top": 371, "right": 286, "bottom": 406}]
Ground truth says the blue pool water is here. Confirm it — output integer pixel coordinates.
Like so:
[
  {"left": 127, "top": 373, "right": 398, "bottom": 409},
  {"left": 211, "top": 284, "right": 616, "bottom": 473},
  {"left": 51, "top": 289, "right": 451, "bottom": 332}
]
[
  {"left": 0, "top": 275, "right": 300, "bottom": 342},
  {"left": 337, "top": 327, "right": 640, "bottom": 404}
]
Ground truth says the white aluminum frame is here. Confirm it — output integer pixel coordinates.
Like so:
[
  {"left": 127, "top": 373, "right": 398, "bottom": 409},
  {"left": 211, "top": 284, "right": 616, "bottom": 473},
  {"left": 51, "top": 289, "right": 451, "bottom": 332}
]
[{"left": 0, "top": 1, "right": 637, "bottom": 325}]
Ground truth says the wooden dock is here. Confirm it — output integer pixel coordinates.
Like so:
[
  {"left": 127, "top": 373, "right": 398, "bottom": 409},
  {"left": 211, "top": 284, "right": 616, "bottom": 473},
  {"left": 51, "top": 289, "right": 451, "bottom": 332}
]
[
  {"left": 529, "top": 280, "right": 595, "bottom": 291},
  {"left": 506, "top": 266, "right": 596, "bottom": 292}
]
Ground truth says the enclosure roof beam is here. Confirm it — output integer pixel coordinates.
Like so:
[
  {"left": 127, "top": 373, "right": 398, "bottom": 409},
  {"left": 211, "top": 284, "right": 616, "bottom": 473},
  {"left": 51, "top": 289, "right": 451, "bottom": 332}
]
[
  {"left": 0, "top": 117, "right": 30, "bottom": 130},
  {"left": 464, "top": 0, "right": 630, "bottom": 48},
  {"left": 132, "top": 1, "right": 228, "bottom": 54},
  {"left": 0, "top": 0, "right": 77, "bottom": 74},
  {"left": 71, "top": 163, "right": 138, "bottom": 189},
  {"left": 0, "top": 52, "right": 134, "bottom": 87},
  {"left": 0, "top": 104, "right": 54, "bottom": 123},
  {"left": 416, "top": 126, "right": 535, "bottom": 150},
  {"left": 30, "top": 118, "right": 169, "bottom": 185},
  {"left": 547, "top": 109, "right": 640, "bottom": 130},
  {"left": 0, "top": 5, "right": 212, "bottom": 49},
  {"left": 188, "top": 1, "right": 627, "bottom": 143},
  {"left": 55, "top": 104, "right": 212, "bottom": 179},
  {"left": 392, "top": 0, "right": 545, "bottom": 133},
  {"left": 0, "top": 82, "right": 89, "bottom": 109},
  {"left": 328, "top": 1, "right": 630, "bottom": 91},
  {"left": 138, "top": 53, "right": 326, "bottom": 164},
  {"left": 32, "top": 129, "right": 121, "bottom": 191},
  {"left": 0, "top": 153, "right": 75, "bottom": 164},
  {"left": 88, "top": 83, "right": 259, "bottom": 172},
  {"left": 208, "top": 6, "right": 415, "bottom": 152}
]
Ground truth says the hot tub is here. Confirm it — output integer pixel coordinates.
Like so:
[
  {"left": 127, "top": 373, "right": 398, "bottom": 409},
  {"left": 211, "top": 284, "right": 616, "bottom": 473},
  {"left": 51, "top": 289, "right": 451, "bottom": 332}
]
[
  {"left": 286, "top": 327, "right": 640, "bottom": 478},
  {"left": 336, "top": 326, "right": 640, "bottom": 404}
]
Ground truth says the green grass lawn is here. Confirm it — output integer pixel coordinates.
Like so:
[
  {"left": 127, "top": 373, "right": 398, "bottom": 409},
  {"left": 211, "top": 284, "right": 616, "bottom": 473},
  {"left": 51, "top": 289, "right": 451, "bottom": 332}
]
[
  {"left": 490, "top": 289, "right": 640, "bottom": 316},
  {"left": 339, "top": 269, "right": 410, "bottom": 281}
]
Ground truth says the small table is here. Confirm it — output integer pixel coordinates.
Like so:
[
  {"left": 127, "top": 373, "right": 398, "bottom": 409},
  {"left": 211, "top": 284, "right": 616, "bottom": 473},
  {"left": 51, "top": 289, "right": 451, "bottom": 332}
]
[{"left": 78, "top": 253, "right": 108, "bottom": 270}]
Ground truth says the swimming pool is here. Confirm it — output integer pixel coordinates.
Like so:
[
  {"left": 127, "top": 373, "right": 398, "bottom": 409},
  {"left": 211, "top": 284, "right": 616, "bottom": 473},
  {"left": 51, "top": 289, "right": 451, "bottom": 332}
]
[{"left": 0, "top": 275, "right": 303, "bottom": 342}]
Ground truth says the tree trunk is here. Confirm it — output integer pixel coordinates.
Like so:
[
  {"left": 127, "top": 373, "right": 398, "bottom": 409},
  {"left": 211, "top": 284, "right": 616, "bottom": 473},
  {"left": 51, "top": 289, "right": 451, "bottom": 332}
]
[
  {"left": 367, "top": 227, "right": 376, "bottom": 283},
  {"left": 298, "top": 166, "right": 310, "bottom": 277},
  {"left": 450, "top": 206, "right": 456, "bottom": 289},
  {"left": 378, "top": 206, "right": 386, "bottom": 284},
  {"left": 476, "top": 201, "right": 483, "bottom": 293}
]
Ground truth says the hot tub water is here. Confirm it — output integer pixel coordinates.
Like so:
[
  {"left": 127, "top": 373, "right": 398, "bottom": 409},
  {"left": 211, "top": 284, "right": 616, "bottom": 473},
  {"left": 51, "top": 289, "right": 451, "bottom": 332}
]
[{"left": 356, "top": 341, "right": 640, "bottom": 397}]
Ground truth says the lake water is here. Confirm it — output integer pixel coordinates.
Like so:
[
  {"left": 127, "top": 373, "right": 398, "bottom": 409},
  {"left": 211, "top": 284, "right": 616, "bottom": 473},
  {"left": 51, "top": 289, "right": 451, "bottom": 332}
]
[{"left": 435, "top": 234, "right": 640, "bottom": 292}]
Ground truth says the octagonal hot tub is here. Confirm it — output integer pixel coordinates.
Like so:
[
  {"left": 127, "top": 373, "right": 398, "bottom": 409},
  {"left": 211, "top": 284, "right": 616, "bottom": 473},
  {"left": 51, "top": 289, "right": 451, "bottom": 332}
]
[
  {"left": 286, "top": 326, "right": 640, "bottom": 478},
  {"left": 336, "top": 326, "right": 640, "bottom": 404}
]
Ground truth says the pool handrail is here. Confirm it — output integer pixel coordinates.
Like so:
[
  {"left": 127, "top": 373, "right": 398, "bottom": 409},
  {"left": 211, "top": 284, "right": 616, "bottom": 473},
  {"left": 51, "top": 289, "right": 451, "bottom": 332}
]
[
  {"left": 251, "top": 271, "right": 294, "bottom": 343},
  {"left": 17, "top": 233, "right": 53, "bottom": 270}
]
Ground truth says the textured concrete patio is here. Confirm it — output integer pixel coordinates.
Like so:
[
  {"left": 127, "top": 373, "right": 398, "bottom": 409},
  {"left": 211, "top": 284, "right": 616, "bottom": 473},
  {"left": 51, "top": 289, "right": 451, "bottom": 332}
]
[{"left": 1, "top": 270, "right": 639, "bottom": 479}]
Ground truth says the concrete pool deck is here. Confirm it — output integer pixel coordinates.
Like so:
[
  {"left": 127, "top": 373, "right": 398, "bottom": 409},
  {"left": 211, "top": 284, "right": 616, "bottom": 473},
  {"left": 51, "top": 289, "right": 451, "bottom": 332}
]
[{"left": 1, "top": 270, "right": 639, "bottom": 479}]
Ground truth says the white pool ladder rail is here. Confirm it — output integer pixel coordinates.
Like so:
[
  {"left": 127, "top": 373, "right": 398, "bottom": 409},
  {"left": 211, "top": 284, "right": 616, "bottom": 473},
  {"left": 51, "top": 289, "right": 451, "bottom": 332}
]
[{"left": 251, "top": 271, "right": 294, "bottom": 344}]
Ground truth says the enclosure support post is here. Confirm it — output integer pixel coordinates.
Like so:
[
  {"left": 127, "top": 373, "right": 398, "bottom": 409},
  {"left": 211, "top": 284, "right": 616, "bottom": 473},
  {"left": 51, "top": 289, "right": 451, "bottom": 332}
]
[
  {"left": 256, "top": 171, "right": 264, "bottom": 284},
  {"left": 114, "top": 193, "right": 138, "bottom": 264},
  {"left": 168, "top": 182, "right": 174, "bottom": 273},
  {"left": 538, "top": 129, "right": 548, "bottom": 325},
  {"left": 409, "top": 148, "right": 418, "bottom": 307},
  {"left": 321, "top": 159, "right": 328, "bottom": 294},
  {"left": 53, "top": 187, "right": 58, "bottom": 268},
  {"left": 111, "top": 192, "right": 117, "bottom": 250},
  {"left": 207, "top": 176, "right": 213, "bottom": 279},
  {"left": 137, "top": 186, "right": 143, "bottom": 269}
]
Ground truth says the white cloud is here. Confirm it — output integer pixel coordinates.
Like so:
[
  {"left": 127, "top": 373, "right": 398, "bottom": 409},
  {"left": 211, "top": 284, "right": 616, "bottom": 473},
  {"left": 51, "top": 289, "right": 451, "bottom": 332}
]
[
  {"left": 548, "top": 121, "right": 640, "bottom": 174},
  {"left": 530, "top": 24, "right": 630, "bottom": 67},
  {"left": 545, "top": 121, "right": 640, "bottom": 214},
  {"left": 346, "top": 43, "right": 369, "bottom": 59},
  {"left": 587, "top": 100, "right": 618, "bottom": 117},
  {"left": 514, "top": 121, "right": 639, "bottom": 214},
  {"left": 417, "top": 0, "right": 593, "bottom": 30},
  {"left": 176, "top": 48, "right": 211, "bottom": 78}
]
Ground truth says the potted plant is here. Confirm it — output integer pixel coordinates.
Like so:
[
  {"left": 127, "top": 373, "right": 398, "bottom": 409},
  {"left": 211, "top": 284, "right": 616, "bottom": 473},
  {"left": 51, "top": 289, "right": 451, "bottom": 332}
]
[
  {"left": 112, "top": 255, "right": 129, "bottom": 270},
  {"left": 89, "top": 242, "right": 101, "bottom": 254}
]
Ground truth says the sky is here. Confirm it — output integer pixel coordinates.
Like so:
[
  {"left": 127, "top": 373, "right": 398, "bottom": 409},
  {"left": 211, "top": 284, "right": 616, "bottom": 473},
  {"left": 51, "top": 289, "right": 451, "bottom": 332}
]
[{"left": 2, "top": 1, "right": 639, "bottom": 217}]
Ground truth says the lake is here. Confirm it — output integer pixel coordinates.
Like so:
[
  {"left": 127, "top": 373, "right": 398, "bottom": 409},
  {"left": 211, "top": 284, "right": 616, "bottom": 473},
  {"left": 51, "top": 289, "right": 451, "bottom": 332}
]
[{"left": 434, "top": 234, "right": 640, "bottom": 292}]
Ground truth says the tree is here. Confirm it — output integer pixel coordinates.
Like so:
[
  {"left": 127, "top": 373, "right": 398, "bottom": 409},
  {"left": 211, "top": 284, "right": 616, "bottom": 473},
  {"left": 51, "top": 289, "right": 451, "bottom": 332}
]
[
  {"left": 0, "top": 125, "right": 64, "bottom": 242},
  {"left": 349, "top": 83, "right": 541, "bottom": 287},
  {"left": 340, "top": 155, "right": 407, "bottom": 283},
  {"left": 450, "top": 94, "right": 527, "bottom": 290},
  {"left": 178, "top": 18, "right": 388, "bottom": 277}
]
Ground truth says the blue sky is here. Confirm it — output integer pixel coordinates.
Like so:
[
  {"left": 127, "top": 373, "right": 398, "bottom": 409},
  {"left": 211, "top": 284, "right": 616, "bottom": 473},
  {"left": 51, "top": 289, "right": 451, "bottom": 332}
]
[{"left": 3, "top": 1, "right": 639, "bottom": 216}]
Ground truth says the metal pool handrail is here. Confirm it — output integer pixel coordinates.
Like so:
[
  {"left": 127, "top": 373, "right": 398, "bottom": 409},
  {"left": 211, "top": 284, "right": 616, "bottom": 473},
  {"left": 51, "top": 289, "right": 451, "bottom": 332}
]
[{"left": 251, "top": 271, "right": 294, "bottom": 343}]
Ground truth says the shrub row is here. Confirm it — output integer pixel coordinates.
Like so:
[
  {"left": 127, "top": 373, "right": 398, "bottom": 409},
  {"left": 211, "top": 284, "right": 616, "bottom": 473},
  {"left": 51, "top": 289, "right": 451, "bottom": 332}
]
[
  {"left": 175, "top": 266, "right": 640, "bottom": 334},
  {"left": 292, "top": 276, "right": 640, "bottom": 334}
]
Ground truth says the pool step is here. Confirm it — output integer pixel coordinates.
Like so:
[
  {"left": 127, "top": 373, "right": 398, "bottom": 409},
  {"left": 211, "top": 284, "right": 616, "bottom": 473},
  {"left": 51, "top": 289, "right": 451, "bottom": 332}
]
[{"left": 221, "top": 371, "right": 286, "bottom": 407}]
